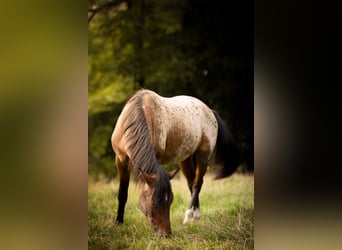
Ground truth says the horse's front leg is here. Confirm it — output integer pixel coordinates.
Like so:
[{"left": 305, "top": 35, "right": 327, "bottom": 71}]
[
  {"left": 115, "top": 156, "right": 130, "bottom": 224},
  {"left": 183, "top": 162, "right": 207, "bottom": 224}
]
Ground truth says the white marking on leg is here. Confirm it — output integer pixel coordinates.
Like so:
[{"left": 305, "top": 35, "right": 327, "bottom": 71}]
[
  {"left": 183, "top": 207, "right": 201, "bottom": 224},
  {"left": 183, "top": 208, "right": 194, "bottom": 225}
]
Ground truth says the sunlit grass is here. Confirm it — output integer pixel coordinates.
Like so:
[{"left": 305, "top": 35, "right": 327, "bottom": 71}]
[{"left": 88, "top": 173, "right": 254, "bottom": 249}]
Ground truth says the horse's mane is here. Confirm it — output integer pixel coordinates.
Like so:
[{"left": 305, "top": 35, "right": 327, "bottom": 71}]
[{"left": 122, "top": 90, "right": 171, "bottom": 204}]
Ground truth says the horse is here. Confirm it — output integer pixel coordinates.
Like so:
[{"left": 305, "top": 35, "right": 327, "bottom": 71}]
[{"left": 111, "top": 89, "right": 240, "bottom": 236}]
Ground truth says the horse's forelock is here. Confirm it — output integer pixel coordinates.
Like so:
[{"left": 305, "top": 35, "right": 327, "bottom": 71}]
[{"left": 152, "top": 168, "right": 172, "bottom": 206}]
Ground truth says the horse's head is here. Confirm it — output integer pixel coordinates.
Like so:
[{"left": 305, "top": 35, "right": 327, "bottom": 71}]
[{"left": 138, "top": 168, "right": 179, "bottom": 236}]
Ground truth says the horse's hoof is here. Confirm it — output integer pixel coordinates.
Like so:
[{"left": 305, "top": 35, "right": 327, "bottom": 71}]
[
  {"left": 193, "top": 208, "right": 201, "bottom": 220},
  {"left": 116, "top": 216, "right": 124, "bottom": 224}
]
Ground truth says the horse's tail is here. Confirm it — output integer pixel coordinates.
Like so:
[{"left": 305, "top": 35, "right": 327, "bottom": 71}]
[{"left": 212, "top": 110, "right": 241, "bottom": 179}]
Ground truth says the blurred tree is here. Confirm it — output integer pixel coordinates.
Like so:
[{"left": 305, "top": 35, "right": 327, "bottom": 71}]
[{"left": 88, "top": 0, "right": 253, "bottom": 179}]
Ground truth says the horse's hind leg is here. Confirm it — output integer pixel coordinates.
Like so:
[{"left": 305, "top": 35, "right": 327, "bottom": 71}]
[
  {"left": 179, "top": 156, "right": 207, "bottom": 224},
  {"left": 179, "top": 157, "right": 195, "bottom": 193},
  {"left": 115, "top": 156, "right": 130, "bottom": 224},
  {"left": 184, "top": 162, "right": 207, "bottom": 224}
]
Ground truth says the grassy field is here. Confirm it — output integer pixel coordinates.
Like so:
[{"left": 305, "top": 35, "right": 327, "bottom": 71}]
[{"left": 88, "top": 173, "right": 254, "bottom": 250}]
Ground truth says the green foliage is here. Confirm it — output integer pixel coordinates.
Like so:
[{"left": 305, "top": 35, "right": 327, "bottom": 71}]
[{"left": 88, "top": 173, "right": 254, "bottom": 249}]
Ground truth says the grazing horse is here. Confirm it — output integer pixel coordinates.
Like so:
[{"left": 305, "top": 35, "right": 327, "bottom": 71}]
[{"left": 111, "top": 89, "right": 240, "bottom": 236}]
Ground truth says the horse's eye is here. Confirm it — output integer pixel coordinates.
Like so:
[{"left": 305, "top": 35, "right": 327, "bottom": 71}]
[{"left": 164, "top": 194, "right": 168, "bottom": 202}]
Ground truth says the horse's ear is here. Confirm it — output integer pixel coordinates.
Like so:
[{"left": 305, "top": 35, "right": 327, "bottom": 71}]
[
  {"left": 168, "top": 168, "right": 180, "bottom": 180},
  {"left": 138, "top": 168, "right": 156, "bottom": 186}
]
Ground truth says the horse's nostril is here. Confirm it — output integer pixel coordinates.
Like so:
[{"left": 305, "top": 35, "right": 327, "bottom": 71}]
[
  {"left": 156, "top": 232, "right": 171, "bottom": 237},
  {"left": 163, "top": 233, "right": 172, "bottom": 238}
]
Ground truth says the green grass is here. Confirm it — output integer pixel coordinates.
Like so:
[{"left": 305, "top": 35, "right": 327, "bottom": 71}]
[{"left": 88, "top": 173, "right": 254, "bottom": 249}]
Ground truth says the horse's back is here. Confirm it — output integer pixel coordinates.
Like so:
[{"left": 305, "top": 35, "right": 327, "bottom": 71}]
[{"left": 143, "top": 91, "right": 218, "bottom": 164}]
